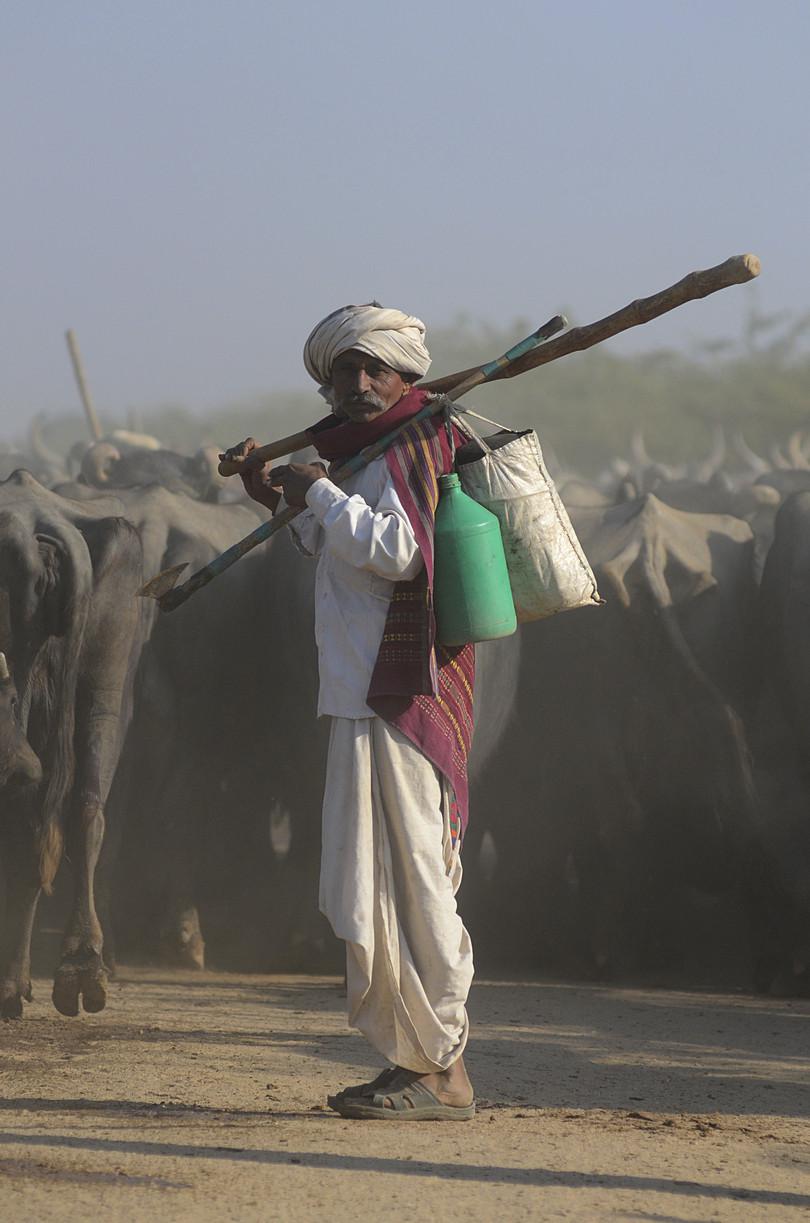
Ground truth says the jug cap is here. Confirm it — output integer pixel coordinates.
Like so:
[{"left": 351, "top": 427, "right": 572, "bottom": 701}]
[{"left": 439, "top": 473, "right": 461, "bottom": 490}]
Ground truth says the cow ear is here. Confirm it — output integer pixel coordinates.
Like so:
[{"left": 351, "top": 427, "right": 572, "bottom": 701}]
[
  {"left": 35, "top": 534, "right": 68, "bottom": 638},
  {"left": 664, "top": 558, "right": 717, "bottom": 606}
]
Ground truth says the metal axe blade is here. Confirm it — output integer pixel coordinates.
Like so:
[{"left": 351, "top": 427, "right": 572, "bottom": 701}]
[{"left": 138, "top": 562, "right": 189, "bottom": 601}]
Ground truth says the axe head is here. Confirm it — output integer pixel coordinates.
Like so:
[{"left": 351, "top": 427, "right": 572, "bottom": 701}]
[{"left": 138, "top": 562, "right": 188, "bottom": 602}]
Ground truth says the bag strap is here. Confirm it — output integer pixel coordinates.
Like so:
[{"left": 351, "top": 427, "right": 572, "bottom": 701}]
[
  {"left": 458, "top": 416, "right": 492, "bottom": 456},
  {"left": 456, "top": 405, "right": 517, "bottom": 433},
  {"left": 429, "top": 392, "right": 517, "bottom": 455},
  {"left": 441, "top": 401, "right": 457, "bottom": 464},
  {"left": 453, "top": 406, "right": 522, "bottom": 457}
]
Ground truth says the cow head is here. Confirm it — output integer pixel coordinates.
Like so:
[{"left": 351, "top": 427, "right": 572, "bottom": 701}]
[
  {"left": 80, "top": 442, "right": 121, "bottom": 486},
  {"left": 0, "top": 651, "right": 42, "bottom": 797}
]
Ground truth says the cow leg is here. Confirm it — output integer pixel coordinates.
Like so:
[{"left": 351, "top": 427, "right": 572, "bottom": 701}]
[
  {"left": 52, "top": 794, "right": 107, "bottom": 1016},
  {"left": 52, "top": 517, "right": 142, "bottom": 1016},
  {"left": 0, "top": 821, "right": 43, "bottom": 1019}
]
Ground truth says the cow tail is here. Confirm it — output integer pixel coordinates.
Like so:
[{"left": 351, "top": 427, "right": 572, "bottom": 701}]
[
  {"left": 40, "top": 820, "right": 64, "bottom": 893},
  {"left": 33, "top": 532, "right": 93, "bottom": 892}
]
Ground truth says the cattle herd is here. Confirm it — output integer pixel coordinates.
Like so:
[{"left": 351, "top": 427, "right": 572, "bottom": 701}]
[{"left": 1, "top": 416, "right": 810, "bottom": 1022}]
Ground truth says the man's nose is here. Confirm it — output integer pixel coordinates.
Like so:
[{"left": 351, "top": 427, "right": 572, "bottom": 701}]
[{"left": 353, "top": 367, "right": 372, "bottom": 392}]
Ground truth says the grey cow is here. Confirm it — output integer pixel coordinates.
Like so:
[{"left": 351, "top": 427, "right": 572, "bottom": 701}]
[
  {"left": 0, "top": 472, "right": 142, "bottom": 1018},
  {"left": 0, "top": 472, "right": 263, "bottom": 1018}
]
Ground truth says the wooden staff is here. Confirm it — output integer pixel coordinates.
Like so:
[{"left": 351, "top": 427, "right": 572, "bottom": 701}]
[
  {"left": 217, "top": 252, "right": 760, "bottom": 476},
  {"left": 427, "top": 253, "right": 761, "bottom": 392},
  {"left": 141, "top": 315, "right": 567, "bottom": 611}
]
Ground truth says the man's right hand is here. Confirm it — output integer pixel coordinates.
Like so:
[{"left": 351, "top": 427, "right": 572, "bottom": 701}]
[
  {"left": 220, "top": 437, "right": 256, "bottom": 465},
  {"left": 221, "top": 437, "right": 282, "bottom": 513}
]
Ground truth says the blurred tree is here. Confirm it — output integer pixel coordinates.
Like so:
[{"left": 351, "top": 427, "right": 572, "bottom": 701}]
[{"left": 24, "top": 313, "right": 810, "bottom": 479}]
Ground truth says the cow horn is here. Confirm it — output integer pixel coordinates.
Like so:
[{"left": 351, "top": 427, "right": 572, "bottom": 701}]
[
  {"left": 81, "top": 441, "right": 121, "bottom": 484},
  {"left": 786, "top": 430, "right": 810, "bottom": 470},
  {"left": 732, "top": 432, "right": 770, "bottom": 475},
  {"left": 630, "top": 430, "right": 683, "bottom": 481},
  {"left": 108, "top": 428, "right": 162, "bottom": 452},
  {"left": 0, "top": 653, "right": 9, "bottom": 681},
  {"left": 630, "top": 429, "right": 653, "bottom": 469}
]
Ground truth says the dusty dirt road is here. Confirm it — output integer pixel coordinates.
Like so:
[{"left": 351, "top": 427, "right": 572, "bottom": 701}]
[{"left": 0, "top": 968, "right": 808, "bottom": 1221}]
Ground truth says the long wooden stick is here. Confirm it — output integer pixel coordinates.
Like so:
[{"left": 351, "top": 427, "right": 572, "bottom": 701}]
[
  {"left": 217, "top": 253, "right": 759, "bottom": 476},
  {"left": 426, "top": 253, "right": 760, "bottom": 393},
  {"left": 65, "top": 329, "right": 103, "bottom": 441},
  {"left": 144, "top": 316, "right": 567, "bottom": 611}
]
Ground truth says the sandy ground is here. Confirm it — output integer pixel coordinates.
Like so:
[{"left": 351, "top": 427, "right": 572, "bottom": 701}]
[{"left": 0, "top": 969, "right": 808, "bottom": 1222}]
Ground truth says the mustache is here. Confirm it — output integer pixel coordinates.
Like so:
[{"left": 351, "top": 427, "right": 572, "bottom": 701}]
[
  {"left": 342, "top": 391, "right": 386, "bottom": 411},
  {"left": 345, "top": 391, "right": 381, "bottom": 403}
]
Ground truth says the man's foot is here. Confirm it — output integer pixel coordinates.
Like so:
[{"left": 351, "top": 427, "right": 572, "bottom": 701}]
[
  {"left": 326, "top": 1067, "right": 398, "bottom": 1111},
  {"left": 330, "top": 1058, "right": 475, "bottom": 1120},
  {"left": 410, "top": 1057, "right": 474, "bottom": 1109}
]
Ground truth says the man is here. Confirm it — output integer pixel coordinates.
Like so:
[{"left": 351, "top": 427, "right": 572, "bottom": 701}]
[{"left": 225, "top": 304, "right": 475, "bottom": 1120}]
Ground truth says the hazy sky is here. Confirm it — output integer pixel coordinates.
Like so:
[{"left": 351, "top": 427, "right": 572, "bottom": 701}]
[{"left": 2, "top": 1, "right": 807, "bottom": 431}]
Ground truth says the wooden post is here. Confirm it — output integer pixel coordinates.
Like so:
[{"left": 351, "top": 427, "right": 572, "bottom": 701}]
[{"left": 65, "top": 329, "right": 103, "bottom": 441}]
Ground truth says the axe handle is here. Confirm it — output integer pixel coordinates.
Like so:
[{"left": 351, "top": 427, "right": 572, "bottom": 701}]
[
  {"left": 160, "top": 402, "right": 447, "bottom": 610},
  {"left": 424, "top": 254, "right": 760, "bottom": 393},
  {"left": 218, "top": 429, "right": 313, "bottom": 477},
  {"left": 163, "top": 392, "right": 471, "bottom": 610}
]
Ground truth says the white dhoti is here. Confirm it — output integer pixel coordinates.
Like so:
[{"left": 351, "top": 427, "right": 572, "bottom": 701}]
[{"left": 319, "top": 716, "right": 473, "bottom": 1073}]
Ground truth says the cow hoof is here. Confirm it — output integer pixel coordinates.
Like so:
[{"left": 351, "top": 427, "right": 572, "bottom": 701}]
[
  {"left": 0, "top": 980, "right": 28, "bottom": 1021},
  {"left": 53, "top": 955, "right": 108, "bottom": 1017},
  {"left": 52, "top": 971, "right": 80, "bottom": 1017},
  {"left": 80, "top": 967, "right": 107, "bottom": 1013}
]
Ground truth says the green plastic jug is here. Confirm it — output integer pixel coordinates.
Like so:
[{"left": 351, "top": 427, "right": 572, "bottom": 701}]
[{"left": 433, "top": 473, "right": 517, "bottom": 645}]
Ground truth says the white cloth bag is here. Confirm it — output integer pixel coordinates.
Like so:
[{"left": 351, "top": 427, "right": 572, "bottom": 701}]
[{"left": 455, "top": 425, "right": 601, "bottom": 623}]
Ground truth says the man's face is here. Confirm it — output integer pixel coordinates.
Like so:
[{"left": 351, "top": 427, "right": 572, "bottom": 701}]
[{"left": 330, "top": 350, "right": 411, "bottom": 422}]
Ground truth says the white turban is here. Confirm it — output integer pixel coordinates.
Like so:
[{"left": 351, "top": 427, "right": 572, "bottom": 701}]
[{"left": 303, "top": 302, "right": 431, "bottom": 387}]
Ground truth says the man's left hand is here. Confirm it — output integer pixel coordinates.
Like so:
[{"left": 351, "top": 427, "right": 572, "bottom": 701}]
[{"left": 269, "top": 462, "right": 327, "bottom": 507}]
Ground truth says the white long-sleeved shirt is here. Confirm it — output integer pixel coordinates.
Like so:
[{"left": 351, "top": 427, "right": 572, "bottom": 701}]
[{"left": 288, "top": 456, "right": 423, "bottom": 718}]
